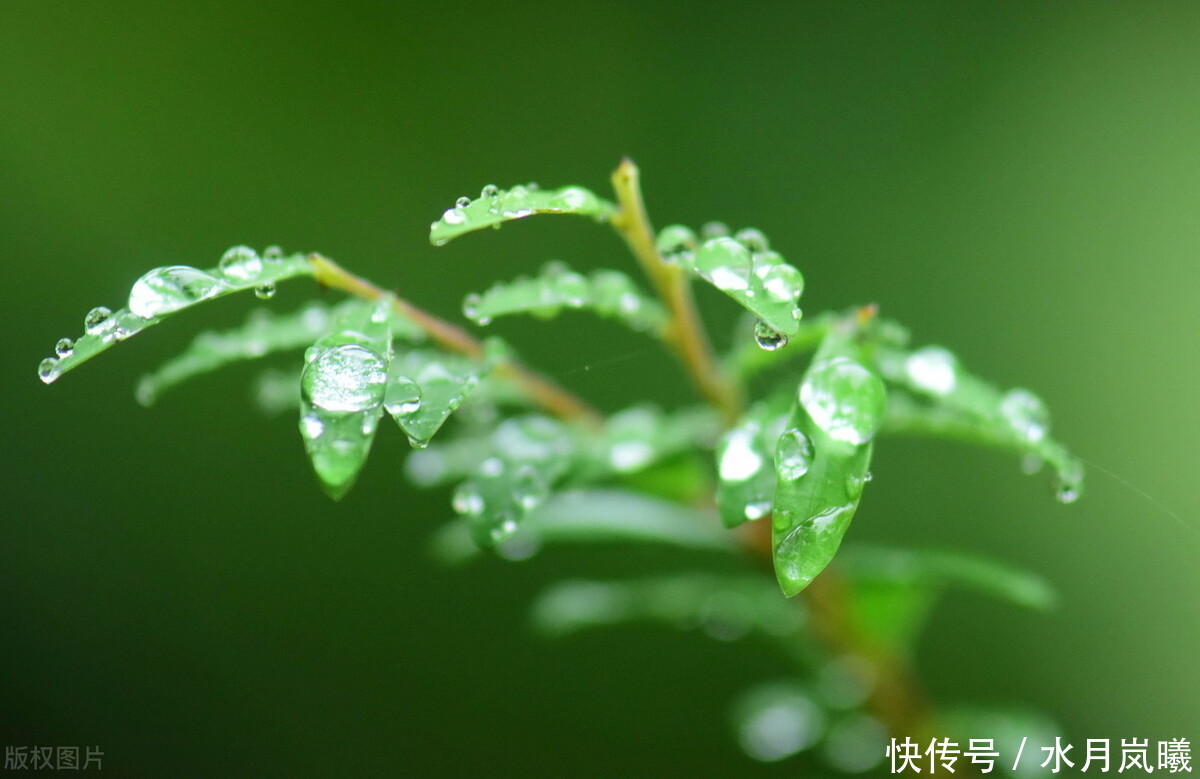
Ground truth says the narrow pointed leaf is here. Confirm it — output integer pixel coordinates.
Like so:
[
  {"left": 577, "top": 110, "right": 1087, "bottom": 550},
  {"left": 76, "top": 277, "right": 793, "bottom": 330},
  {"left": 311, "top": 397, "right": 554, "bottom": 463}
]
[
  {"left": 38, "top": 248, "right": 315, "bottom": 384},
  {"left": 137, "top": 301, "right": 342, "bottom": 405},
  {"left": 298, "top": 298, "right": 392, "bottom": 499},
  {"left": 876, "top": 339, "right": 1084, "bottom": 501},
  {"left": 430, "top": 184, "right": 616, "bottom": 246},
  {"left": 385, "top": 350, "right": 487, "bottom": 448},
  {"left": 462, "top": 262, "right": 667, "bottom": 333},
  {"left": 772, "top": 326, "right": 883, "bottom": 596}
]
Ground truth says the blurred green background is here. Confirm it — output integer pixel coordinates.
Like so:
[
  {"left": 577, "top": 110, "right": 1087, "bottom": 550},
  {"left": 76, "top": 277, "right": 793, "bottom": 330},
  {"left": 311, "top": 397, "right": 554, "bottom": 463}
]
[{"left": 2, "top": 1, "right": 1197, "bottom": 775}]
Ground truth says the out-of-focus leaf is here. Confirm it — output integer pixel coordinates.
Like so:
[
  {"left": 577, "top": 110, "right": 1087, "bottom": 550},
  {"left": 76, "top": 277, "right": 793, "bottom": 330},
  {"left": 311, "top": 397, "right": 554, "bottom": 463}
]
[
  {"left": 716, "top": 394, "right": 791, "bottom": 529},
  {"left": 431, "top": 488, "right": 734, "bottom": 563},
  {"left": 462, "top": 262, "right": 667, "bottom": 333},
  {"left": 530, "top": 573, "right": 802, "bottom": 640},
  {"left": 730, "top": 681, "right": 827, "bottom": 763}
]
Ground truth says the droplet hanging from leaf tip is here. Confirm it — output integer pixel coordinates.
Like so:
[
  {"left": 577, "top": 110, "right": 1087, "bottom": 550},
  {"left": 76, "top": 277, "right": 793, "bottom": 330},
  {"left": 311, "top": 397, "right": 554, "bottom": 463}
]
[
  {"left": 254, "top": 282, "right": 276, "bottom": 300},
  {"left": 754, "top": 320, "right": 788, "bottom": 351},
  {"left": 38, "top": 357, "right": 59, "bottom": 384}
]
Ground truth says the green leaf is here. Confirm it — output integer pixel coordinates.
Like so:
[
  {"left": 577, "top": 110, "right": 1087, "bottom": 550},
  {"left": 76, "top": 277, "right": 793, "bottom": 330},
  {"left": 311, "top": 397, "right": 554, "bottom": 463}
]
[
  {"left": 876, "top": 339, "right": 1085, "bottom": 502},
  {"left": 251, "top": 367, "right": 301, "bottom": 416},
  {"left": 429, "top": 183, "right": 616, "bottom": 246},
  {"left": 385, "top": 350, "right": 487, "bottom": 448},
  {"left": 657, "top": 225, "right": 804, "bottom": 338},
  {"left": 716, "top": 394, "right": 791, "bottom": 529},
  {"left": 530, "top": 573, "right": 802, "bottom": 640},
  {"left": 462, "top": 262, "right": 668, "bottom": 334},
  {"left": 451, "top": 415, "right": 575, "bottom": 546},
  {"left": 137, "top": 300, "right": 352, "bottom": 405},
  {"left": 38, "top": 248, "right": 315, "bottom": 384},
  {"left": 838, "top": 546, "right": 1057, "bottom": 612},
  {"left": 298, "top": 297, "right": 393, "bottom": 499},
  {"left": 431, "top": 488, "right": 734, "bottom": 563},
  {"left": 772, "top": 325, "right": 883, "bottom": 596}
]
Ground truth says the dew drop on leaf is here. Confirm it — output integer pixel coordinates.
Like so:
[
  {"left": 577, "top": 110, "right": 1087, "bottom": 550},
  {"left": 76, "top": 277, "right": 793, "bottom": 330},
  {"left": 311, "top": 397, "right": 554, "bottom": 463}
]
[
  {"left": 455, "top": 196, "right": 471, "bottom": 209},
  {"left": 905, "top": 346, "right": 958, "bottom": 395},
  {"left": 384, "top": 375, "right": 422, "bottom": 416},
  {"left": 262, "top": 245, "right": 284, "bottom": 262},
  {"left": 54, "top": 338, "right": 74, "bottom": 358},
  {"left": 128, "top": 266, "right": 229, "bottom": 319},
  {"left": 84, "top": 306, "right": 114, "bottom": 336},
  {"left": 217, "top": 246, "right": 263, "bottom": 282},
  {"left": 38, "top": 357, "right": 60, "bottom": 384},
  {"left": 999, "top": 388, "right": 1050, "bottom": 443},
  {"left": 754, "top": 320, "right": 788, "bottom": 351},
  {"left": 775, "top": 428, "right": 814, "bottom": 481},
  {"left": 734, "top": 227, "right": 770, "bottom": 252},
  {"left": 254, "top": 282, "right": 277, "bottom": 300},
  {"left": 719, "top": 426, "right": 764, "bottom": 482},
  {"left": 301, "top": 344, "right": 387, "bottom": 413},
  {"left": 798, "top": 357, "right": 886, "bottom": 445}
]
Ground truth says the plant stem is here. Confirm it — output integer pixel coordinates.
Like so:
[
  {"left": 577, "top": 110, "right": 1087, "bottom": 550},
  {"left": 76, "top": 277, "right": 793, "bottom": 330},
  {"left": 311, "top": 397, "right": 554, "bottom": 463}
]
[
  {"left": 609, "top": 158, "right": 743, "bottom": 426},
  {"left": 308, "top": 253, "right": 603, "bottom": 427}
]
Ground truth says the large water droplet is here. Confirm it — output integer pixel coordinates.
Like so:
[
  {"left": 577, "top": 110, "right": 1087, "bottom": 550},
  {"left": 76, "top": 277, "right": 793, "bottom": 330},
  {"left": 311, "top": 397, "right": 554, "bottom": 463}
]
[
  {"left": 38, "top": 357, "right": 60, "bottom": 384},
  {"left": 754, "top": 321, "right": 788, "bottom": 351},
  {"left": 999, "top": 388, "right": 1050, "bottom": 443},
  {"left": 218, "top": 246, "right": 263, "bottom": 282},
  {"left": 384, "top": 375, "right": 422, "bottom": 416},
  {"left": 799, "top": 358, "right": 886, "bottom": 445},
  {"left": 301, "top": 344, "right": 388, "bottom": 412},
  {"left": 695, "top": 237, "right": 751, "bottom": 292},
  {"left": 128, "top": 266, "right": 229, "bottom": 318},
  {"left": 775, "top": 428, "right": 814, "bottom": 480},
  {"left": 905, "top": 346, "right": 958, "bottom": 395},
  {"left": 84, "top": 306, "right": 115, "bottom": 336},
  {"left": 54, "top": 338, "right": 75, "bottom": 358},
  {"left": 719, "top": 427, "right": 763, "bottom": 482}
]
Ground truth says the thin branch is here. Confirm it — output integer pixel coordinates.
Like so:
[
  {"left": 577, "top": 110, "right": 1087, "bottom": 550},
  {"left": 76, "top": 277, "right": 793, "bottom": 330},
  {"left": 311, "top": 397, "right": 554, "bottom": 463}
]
[
  {"left": 609, "top": 158, "right": 743, "bottom": 425},
  {"left": 308, "top": 253, "right": 603, "bottom": 427}
]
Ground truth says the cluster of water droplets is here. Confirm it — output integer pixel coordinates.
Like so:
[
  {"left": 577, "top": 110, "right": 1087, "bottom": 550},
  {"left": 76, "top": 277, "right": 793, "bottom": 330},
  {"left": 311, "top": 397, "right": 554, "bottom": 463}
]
[
  {"left": 431, "top": 183, "right": 612, "bottom": 246},
  {"left": 656, "top": 223, "right": 804, "bottom": 351}
]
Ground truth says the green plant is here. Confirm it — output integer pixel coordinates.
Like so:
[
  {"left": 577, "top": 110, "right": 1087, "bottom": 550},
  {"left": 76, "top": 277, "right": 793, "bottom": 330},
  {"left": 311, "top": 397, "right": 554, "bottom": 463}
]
[{"left": 38, "top": 159, "right": 1083, "bottom": 772}]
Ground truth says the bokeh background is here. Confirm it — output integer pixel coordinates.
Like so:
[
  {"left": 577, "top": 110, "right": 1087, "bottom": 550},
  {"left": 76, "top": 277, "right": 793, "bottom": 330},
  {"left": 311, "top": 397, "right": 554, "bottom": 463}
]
[{"left": 2, "top": 2, "right": 1197, "bottom": 775}]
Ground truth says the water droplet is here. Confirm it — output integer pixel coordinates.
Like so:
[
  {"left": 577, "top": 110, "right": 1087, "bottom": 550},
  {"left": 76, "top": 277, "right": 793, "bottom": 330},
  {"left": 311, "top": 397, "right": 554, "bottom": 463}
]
[
  {"left": 128, "top": 266, "right": 229, "bottom": 319},
  {"left": 263, "top": 245, "right": 284, "bottom": 261},
  {"left": 695, "top": 237, "right": 751, "bottom": 291},
  {"left": 462, "top": 292, "right": 483, "bottom": 322},
  {"left": 455, "top": 196, "right": 471, "bottom": 209},
  {"left": 734, "top": 228, "right": 769, "bottom": 252},
  {"left": 655, "top": 225, "right": 697, "bottom": 262},
  {"left": 301, "top": 344, "right": 388, "bottom": 412},
  {"left": 54, "top": 338, "right": 75, "bottom": 358},
  {"left": 744, "top": 501, "right": 772, "bottom": 520},
  {"left": 254, "top": 282, "right": 276, "bottom": 300},
  {"left": 799, "top": 357, "right": 887, "bottom": 445},
  {"left": 300, "top": 413, "right": 325, "bottom": 439},
  {"left": 218, "top": 246, "right": 263, "bottom": 282},
  {"left": 111, "top": 311, "right": 148, "bottom": 341},
  {"left": 905, "top": 346, "right": 958, "bottom": 395},
  {"left": 84, "top": 306, "right": 114, "bottom": 336},
  {"left": 452, "top": 482, "right": 485, "bottom": 516},
  {"left": 490, "top": 517, "right": 519, "bottom": 543},
  {"left": 775, "top": 429, "right": 814, "bottom": 480},
  {"left": 701, "top": 221, "right": 730, "bottom": 239},
  {"left": 38, "top": 357, "right": 60, "bottom": 384},
  {"left": 384, "top": 375, "right": 422, "bottom": 416},
  {"left": 512, "top": 465, "right": 546, "bottom": 511},
  {"left": 999, "top": 388, "right": 1050, "bottom": 443},
  {"left": 737, "top": 692, "right": 823, "bottom": 762},
  {"left": 441, "top": 207, "right": 466, "bottom": 226},
  {"left": 754, "top": 321, "right": 788, "bottom": 351},
  {"left": 760, "top": 264, "right": 803, "bottom": 303},
  {"left": 719, "top": 427, "right": 763, "bottom": 482},
  {"left": 1054, "top": 482, "right": 1080, "bottom": 504}
]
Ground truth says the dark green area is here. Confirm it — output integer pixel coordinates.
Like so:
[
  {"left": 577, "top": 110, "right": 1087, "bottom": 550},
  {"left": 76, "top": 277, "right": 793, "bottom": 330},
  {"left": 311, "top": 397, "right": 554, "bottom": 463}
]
[{"left": 2, "top": 1, "right": 1197, "bottom": 775}]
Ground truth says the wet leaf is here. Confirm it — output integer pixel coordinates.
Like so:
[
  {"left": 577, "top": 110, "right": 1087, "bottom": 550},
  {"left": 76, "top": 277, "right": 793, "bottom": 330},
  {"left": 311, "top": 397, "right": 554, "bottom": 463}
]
[{"left": 430, "top": 183, "right": 616, "bottom": 246}]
